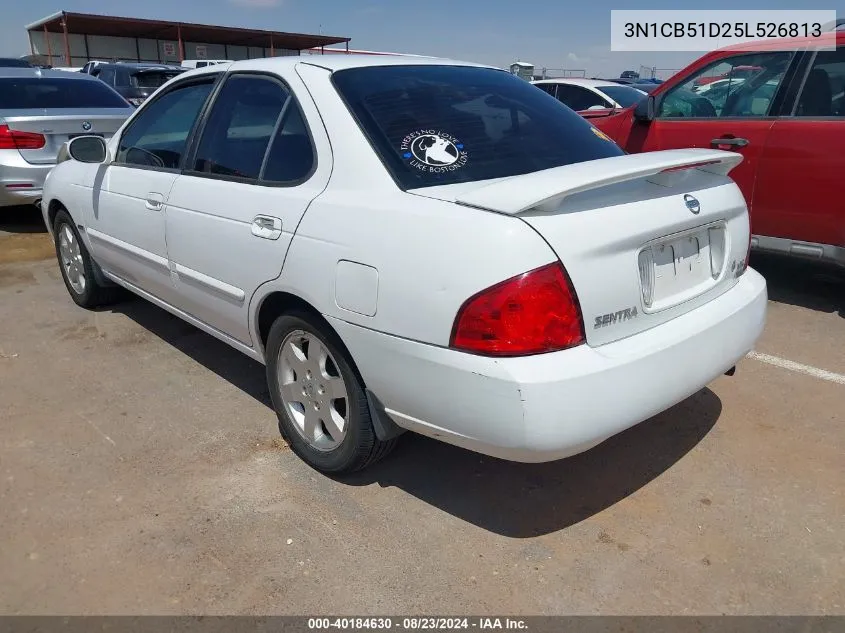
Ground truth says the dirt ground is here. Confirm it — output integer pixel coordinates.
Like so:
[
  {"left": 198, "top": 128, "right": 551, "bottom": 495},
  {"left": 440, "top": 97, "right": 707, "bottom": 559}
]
[{"left": 1, "top": 206, "right": 843, "bottom": 615}]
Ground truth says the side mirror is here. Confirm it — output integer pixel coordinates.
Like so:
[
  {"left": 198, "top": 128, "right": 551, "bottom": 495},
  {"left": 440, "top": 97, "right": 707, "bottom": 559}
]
[
  {"left": 66, "top": 135, "right": 109, "bottom": 164},
  {"left": 634, "top": 95, "right": 657, "bottom": 122}
]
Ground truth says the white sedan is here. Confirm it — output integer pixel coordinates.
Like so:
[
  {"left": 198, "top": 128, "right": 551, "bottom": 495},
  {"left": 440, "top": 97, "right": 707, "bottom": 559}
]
[
  {"left": 532, "top": 78, "right": 648, "bottom": 110},
  {"left": 41, "top": 55, "right": 767, "bottom": 474}
]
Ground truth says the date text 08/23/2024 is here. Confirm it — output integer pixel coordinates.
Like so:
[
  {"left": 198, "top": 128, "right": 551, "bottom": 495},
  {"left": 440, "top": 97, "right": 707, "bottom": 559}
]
[{"left": 307, "top": 618, "right": 528, "bottom": 630}]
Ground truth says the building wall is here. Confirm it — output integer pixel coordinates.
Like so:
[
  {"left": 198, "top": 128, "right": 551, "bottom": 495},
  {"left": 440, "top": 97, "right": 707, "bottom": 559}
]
[{"left": 28, "top": 30, "right": 299, "bottom": 67}]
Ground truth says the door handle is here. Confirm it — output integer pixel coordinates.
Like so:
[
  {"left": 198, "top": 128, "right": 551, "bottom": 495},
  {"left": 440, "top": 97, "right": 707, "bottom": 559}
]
[
  {"left": 711, "top": 137, "right": 749, "bottom": 148},
  {"left": 145, "top": 192, "right": 164, "bottom": 211},
  {"left": 251, "top": 215, "right": 282, "bottom": 240}
]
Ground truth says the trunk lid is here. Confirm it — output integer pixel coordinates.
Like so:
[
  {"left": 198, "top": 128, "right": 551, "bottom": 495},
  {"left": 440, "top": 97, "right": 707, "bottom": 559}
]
[
  {"left": 411, "top": 149, "right": 751, "bottom": 347},
  {"left": 1, "top": 110, "right": 129, "bottom": 165}
]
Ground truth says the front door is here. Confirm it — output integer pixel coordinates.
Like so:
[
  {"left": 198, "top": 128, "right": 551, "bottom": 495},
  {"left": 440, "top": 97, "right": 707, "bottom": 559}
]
[
  {"left": 753, "top": 44, "right": 845, "bottom": 246},
  {"left": 624, "top": 50, "right": 798, "bottom": 218},
  {"left": 163, "top": 71, "right": 331, "bottom": 346},
  {"left": 86, "top": 77, "right": 217, "bottom": 303}
]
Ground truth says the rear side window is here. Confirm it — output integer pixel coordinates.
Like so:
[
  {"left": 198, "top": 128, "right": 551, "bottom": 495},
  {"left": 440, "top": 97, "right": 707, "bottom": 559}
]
[
  {"left": 117, "top": 80, "right": 214, "bottom": 169},
  {"left": 192, "top": 74, "right": 314, "bottom": 183},
  {"left": 96, "top": 68, "right": 116, "bottom": 85},
  {"left": 0, "top": 78, "right": 129, "bottom": 109},
  {"left": 332, "top": 65, "right": 624, "bottom": 189},
  {"left": 555, "top": 84, "right": 609, "bottom": 110}
]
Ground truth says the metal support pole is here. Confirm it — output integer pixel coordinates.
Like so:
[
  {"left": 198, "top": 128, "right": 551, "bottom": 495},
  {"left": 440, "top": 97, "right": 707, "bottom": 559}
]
[
  {"left": 61, "top": 13, "right": 71, "bottom": 67},
  {"left": 270, "top": 35, "right": 274, "bottom": 57},
  {"left": 44, "top": 24, "right": 53, "bottom": 66},
  {"left": 177, "top": 24, "right": 184, "bottom": 62}
]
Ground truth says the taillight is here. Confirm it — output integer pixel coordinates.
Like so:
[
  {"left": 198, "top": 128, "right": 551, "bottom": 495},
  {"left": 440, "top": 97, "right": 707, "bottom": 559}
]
[
  {"left": 0, "top": 124, "right": 46, "bottom": 150},
  {"left": 450, "top": 262, "right": 585, "bottom": 357}
]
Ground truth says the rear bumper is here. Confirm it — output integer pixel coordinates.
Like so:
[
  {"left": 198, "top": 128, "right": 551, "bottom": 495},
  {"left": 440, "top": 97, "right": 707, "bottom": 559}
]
[
  {"left": 0, "top": 151, "right": 52, "bottom": 208},
  {"left": 330, "top": 269, "right": 767, "bottom": 463},
  {"left": 752, "top": 234, "right": 845, "bottom": 268}
]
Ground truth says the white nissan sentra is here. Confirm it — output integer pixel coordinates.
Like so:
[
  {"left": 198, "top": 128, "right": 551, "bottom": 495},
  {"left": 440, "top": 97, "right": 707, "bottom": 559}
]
[{"left": 41, "top": 56, "right": 767, "bottom": 474}]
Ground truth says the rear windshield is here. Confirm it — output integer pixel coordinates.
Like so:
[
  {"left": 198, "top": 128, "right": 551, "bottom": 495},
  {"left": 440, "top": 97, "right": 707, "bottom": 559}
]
[
  {"left": 332, "top": 65, "right": 624, "bottom": 189},
  {"left": 130, "top": 71, "right": 183, "bottom": 89},
  {"left": 0, "top": 78, "right": 129, "bottom": 109},
  {"left": 600, "top": 85, "right": 647, "bottom": 107},
  {"left": 0, "top": 58, "right": 32, "bottom": 68}
]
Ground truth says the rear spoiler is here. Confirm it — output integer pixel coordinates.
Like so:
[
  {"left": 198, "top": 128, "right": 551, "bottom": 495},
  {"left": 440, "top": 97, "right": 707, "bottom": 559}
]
[{"left": 455, "top": 148, "right": 743, "bottom": 215}]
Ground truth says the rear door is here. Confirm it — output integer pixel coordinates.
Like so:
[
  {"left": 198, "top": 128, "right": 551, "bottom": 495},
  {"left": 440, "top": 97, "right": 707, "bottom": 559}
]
[
  {"left": 86, "top": 75, "right": 218, "bottom": 305},
  {"left": 163, "top": 70, "right": 331, "bottom": 345},
  {"left": 753, "top": 44, "right": 845, "bottom": 247},
  {"left": 628, "top": 51, "right": 799, "bottom": 215}
]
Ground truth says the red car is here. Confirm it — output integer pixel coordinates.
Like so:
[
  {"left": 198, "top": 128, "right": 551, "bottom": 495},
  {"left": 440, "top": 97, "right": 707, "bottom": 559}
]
[{"left": 588, "top": 29, "right": 845, "bottom": 268}]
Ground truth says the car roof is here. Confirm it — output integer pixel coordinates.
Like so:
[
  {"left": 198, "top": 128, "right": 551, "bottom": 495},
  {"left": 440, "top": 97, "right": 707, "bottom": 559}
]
[
  {"left": 717, "top": 29, "right": 843, "bottom": 53},
  {"left": 179, "top": 54, "right": 497, "bottom": 76},
  {"left": 0, "top": 67, "right": 103, "bottom": 81},
  {"left": 531, "top": 78, "right": 627, "bottom": 89}
]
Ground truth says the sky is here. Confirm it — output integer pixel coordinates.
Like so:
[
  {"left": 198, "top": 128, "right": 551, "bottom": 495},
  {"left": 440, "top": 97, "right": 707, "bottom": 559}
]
[{"left": 2, "top": 0, "right": 838, "bottom": 77}]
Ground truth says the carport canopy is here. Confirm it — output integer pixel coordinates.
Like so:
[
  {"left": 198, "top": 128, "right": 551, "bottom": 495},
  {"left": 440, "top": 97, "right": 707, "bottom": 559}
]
[{"left": 25, "top": 11, "right": 350, "bottom": 64}]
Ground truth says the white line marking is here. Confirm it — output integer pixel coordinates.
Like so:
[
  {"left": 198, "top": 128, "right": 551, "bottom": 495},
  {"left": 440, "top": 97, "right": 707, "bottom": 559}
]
[
  {"left": 747, "top": 351, "right": 845, "bottom": 386},
  {"left": 78, "top": 413, "right": 116, "bottom": 446}
]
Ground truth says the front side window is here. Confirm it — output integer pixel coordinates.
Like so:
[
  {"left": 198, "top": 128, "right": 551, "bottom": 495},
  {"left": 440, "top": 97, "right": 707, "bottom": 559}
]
[
  {"left": 332, "top": 65, "right": 624, "bottom": 189},
  {"left": 117, "top": 80, "right": 214, "bottom": 169},
  {"left": 659, "top": 52, "right": 793, "bottom": 118},
  {"left": 794, "top": 47, "right": 845, "bottom": 117},
  {"left": 192, "top": 74, "right": 314, "bottom": 183}
]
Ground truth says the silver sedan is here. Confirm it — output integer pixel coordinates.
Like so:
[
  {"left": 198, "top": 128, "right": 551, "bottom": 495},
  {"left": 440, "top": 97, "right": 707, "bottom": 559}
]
[{"left": 0, "top": 67, "right": 133, "bottom": 209}]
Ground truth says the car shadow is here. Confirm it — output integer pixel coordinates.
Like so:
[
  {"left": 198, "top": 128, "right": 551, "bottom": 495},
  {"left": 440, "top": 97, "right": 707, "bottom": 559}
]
[
  {"left": 751, "top": 253, "right": 844, "bottom": 318},
  {"left": 108, "top": 297, "right": 273, "bottom": 407},
  {"left": 110, "top": 295, "right": 722, "bottom": 537},
  {"left": 343, "top": 389, "right": 721, "bottom": 537},
  {"left": 0, "top": 205, "right": 47, "bottom": 234}
]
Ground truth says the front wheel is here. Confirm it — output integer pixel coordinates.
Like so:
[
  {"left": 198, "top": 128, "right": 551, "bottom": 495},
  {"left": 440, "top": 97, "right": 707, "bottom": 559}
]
[
  {"left": 265, "top": 312, "right": 397, "bottom": 474},
  {"left": 53, "top": 209, "right": 123, "bottom": 309}
]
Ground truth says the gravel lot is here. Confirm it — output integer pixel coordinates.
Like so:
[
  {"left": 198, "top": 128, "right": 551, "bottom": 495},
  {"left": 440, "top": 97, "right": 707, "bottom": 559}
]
[{"left": 1, "top": 206, "right": 843, "bottom": 615}]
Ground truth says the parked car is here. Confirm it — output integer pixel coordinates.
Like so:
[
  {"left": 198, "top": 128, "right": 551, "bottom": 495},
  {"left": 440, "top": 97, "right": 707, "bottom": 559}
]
[
  {"left": 41, "top": 56, "right": 766, "bottom": 474},
  {"left": 0, "top": 67, "right": 134, "bottom": 209},
  {"left": 0, "top": 58, "right": 33, "bottom": 68},
  {"left": 589, "top": 30, "right": 845, "bottom": 268},
  {"left": 620, "top": 70, "right": 640, "bottom": 79},
  {"left": 533, "top": 78, "right": 647, "bottom": 111},
  {"left": 91, "top": 63, "right": 186, "bottom": 107}
]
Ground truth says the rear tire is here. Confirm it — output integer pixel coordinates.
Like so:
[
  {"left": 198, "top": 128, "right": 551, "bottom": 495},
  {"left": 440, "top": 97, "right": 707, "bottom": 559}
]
[
  {"left": 53, "top": 209, "right": 123, "bottom": 309},
  {"left": 265, "top": 311, "right": 397, "bottom": 474}
]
